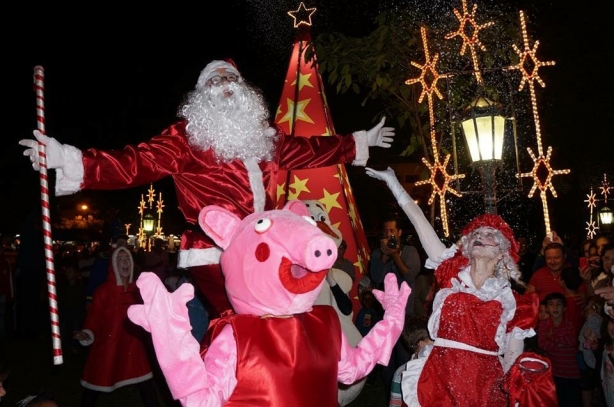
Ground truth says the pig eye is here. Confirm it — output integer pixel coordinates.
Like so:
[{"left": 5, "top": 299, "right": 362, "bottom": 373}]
[
  {"left": 303, "top": 216, "right": 316, "bottom": 226},
  {"left": 254, "top": 218, "right": 272, "bottom": 233}
]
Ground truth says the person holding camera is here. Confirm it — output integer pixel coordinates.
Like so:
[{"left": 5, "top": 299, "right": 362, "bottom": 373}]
[{"left": 368, "top": 214, "right": 421, "bottom": 403}]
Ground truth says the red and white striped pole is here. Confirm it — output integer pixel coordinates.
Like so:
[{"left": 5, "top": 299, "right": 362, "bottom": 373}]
[{"left": 33, "top": 65, "right": 63, "bottom": 365}]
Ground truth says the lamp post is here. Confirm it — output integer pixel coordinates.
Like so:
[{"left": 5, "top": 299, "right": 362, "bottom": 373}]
[
  {"left": 600, "top": 205, "right": 613, "bottom": 233},
  {"left": 142, "top": 213, "right": 155, "bottom": 251},
  {"left": 460, "top": 97, "right": 506, "bottom": 215}
]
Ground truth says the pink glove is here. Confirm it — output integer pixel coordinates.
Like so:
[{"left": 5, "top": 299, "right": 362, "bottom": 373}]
[
  {"left": 370, "top": 273, "right": 411, "bottom": 364},
  {"left": 128, "top": 272, "right": 207, "bottom": 399},
  {"left": 338, "top": 273, "right": 410, "bottom": 383}
]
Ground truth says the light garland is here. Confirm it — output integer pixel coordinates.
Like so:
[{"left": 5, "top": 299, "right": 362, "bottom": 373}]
[
  {"left": 511, "top": 10, "right": 569, "bottom": 236},
  {"left": 445, "top": 0, "right": 494, "bottom": 85},
  {"left": 287, "top": 2, "right": 316, "bottom": 28},
  {"left": 136, "top": 183, "right": 165, "bottom": 248},
  {"left": 584, "top": 174, "right": 612, "bottom": 239},
  {"left": 406, "top": 27, "right": 464, "bottom": 237},
  {"left": 584, "top": 187, "right": 599, "bottom": 239},
  {"left": 406, "top": 27, "right": 446, "bottom": 128},
  {"left": 599, "top": 173, "right": 611, "bottom": 202}
]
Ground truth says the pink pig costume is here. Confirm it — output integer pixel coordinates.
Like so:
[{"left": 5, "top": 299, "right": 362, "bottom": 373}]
[{"left": 128, "top": 200, "right": 410, "bottom": 406}]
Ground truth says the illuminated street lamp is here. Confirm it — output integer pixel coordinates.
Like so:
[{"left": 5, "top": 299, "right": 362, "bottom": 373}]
[
  {"left": 460, "top": 97, "right": 506, "bottom": 215},
  {"left": 600, "top": 205, "right": 613, "bottom": 232},
  {"left": 142, "top": 213, "right": 155, "bottom": 251}
]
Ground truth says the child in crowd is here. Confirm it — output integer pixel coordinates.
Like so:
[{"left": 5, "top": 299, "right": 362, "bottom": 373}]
[
  {"left": 389, "top": 318, "right": 433, "bottom": 407},
  {"left": 526, "top": 300, "right": 549, "bottom": 354},
  {"left": 602, "top": 317, "right": 614, "bottom": 407},
  {"left": 538, "top": 292, "right": 582, "bottom": 407},
  {"left": 354, "top": 289, "right": 380, "bottom": 337}
]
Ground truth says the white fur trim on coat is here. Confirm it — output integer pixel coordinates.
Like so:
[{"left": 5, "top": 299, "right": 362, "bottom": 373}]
[
  {"left": 351, "top": 130, "right": 369, "bottom": 166},
  {"left": 78, "top": 329, "right": 95, "bottom": 347},
  {"left": 242, "top": 157, "right": 265, "bottom": 212},
  {"left": 178, "top": 247, "right": 223, "bottom": 269},
  {"left": 55, "top": 143, "right": 84, "bottom": 196},
  {"left": 196, "top": 60, "right": 242, "bottom": 90}
]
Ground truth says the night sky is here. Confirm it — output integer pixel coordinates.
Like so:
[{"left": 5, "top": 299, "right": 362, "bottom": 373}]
[{"left": 3, "top": 1, "right": 612, "bottom": 243}]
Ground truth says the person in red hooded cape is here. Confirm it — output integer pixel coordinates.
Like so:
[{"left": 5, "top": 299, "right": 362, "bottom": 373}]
[
  {"left": 73, "top": 247, "right": 158, "bottom": 407},
  {"left": 366, "top": 167, "right": 557, "bottom": 407}
]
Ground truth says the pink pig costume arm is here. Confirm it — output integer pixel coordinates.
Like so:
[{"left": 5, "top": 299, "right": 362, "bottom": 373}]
[
  {"left": 338, "top": 273, "right": 410, "bottom": 383},
  {"left": 128, "top": 272, "right": 238, "bottom": 406}
]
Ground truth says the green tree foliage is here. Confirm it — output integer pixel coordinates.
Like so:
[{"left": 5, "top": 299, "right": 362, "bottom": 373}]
[{"left": 311, "top": 2, "right": 523, "bottom": 162}]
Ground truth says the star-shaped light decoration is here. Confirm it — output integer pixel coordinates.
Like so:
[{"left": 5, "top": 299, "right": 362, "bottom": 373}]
[
  {"left": 585, "top": 187, "right": 599, "bottom": 239},
  {"left": 138, "top": 194, "right": 147, "bottom": 216},
  {"left": 445, "top": 0, "right": 494, "bottom": 85},
  {"left": 585, "top": 187, "right": 598, "bottom": 211},
  {"left": 517, "top": 146, "right": 570, "bottom": 235},
  {"left": 511, "top": 10, "right": 568, "bottom": 236},
  {"left": 147, "top": 184, "right": 156, "bottom": 208},
  {"left": 156, "top": 192, "right": 164, "bottom": 216},
  {"left": 586, "top": 219, "right": 599, "bottom": 240},
  {"left": 414, "top": 140, "right": 465, "bottom": 237},
  {"left": 509, "top": 10, "right": 555, "bottom": 156},
  {"left": 287, "top": 2, "right": 316, "bottom": 28},
  {"left": 405, "top": 26, "right": 446, "bottom": 128},
  {"left": 599, "top": 173, "right": 611, "bottom": 202},
  {"left": 406, "top": 27, "right": 464, "bottom": 237}
]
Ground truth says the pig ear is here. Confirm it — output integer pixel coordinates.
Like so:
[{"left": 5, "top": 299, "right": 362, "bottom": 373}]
[
  {"left": 283, "top": 200, "right": 310, "bottom": 217},
  {"left": 198, "top": 206, "right": 241, "bottom": 249}
]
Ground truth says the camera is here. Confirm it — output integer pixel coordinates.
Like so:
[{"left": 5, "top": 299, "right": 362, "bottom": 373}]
[{"left": 387, "top": 235, "right": 398, "bottom": 249}]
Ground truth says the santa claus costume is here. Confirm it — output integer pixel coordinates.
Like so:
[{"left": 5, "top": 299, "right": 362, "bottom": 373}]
[{"left": 20, "top": 60, "right": 394, "bottom": 319}]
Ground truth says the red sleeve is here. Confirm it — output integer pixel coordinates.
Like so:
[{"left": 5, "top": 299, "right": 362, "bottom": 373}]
[
  {"left": 82, "top": 121, "right": 192, "bottom": 190},
  {"left": 508, "top": 291, "right": 539, "bottom": 332},
  {"left": 276, "top": 125, "right": 356, "bottom": 170}
]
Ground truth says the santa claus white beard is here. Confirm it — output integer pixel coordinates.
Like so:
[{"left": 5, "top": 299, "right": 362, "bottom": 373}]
[{"left": 178, "top": 82, "right": 278, "bottom": 163}]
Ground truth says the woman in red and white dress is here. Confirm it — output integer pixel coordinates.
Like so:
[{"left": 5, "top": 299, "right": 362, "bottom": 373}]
[{"left": 366, "top": 167, "right": 557, "bottom": 407}]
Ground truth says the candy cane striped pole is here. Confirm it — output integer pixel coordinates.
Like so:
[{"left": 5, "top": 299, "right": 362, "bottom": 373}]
[{"left": 33, "top": 65, "right": 63, "bottom": 365}]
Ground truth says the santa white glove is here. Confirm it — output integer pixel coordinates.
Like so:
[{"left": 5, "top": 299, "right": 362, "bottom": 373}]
[
  {"left": 366, "top": 166, "right": 445, "bottom": 261},
  {"left": 366, "top": 117, "right": 394, "bottom": 148},
  {"left": 19, "top": 130, "right": 66, "bottom": 171}
]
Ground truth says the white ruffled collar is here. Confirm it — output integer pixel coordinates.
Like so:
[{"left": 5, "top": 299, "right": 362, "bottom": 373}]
[{"left": 456, "top": 267, "right": 511, "bottom": 302}]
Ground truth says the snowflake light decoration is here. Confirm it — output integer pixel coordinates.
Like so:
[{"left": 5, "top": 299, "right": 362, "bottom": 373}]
[
  {"left": 445, "top": 0, "right": 494, "bottom": 85},
  {"left": 511, "top": 10, "right": 569, "bottom": 235},
  {"left": 599, "top": 173, "right": 611, "bottom": 202},
  {"left": 406, "top": 26, "right": 464, "bottom": 237},
  {"left": 584, "top": 187, "right": 599, "bottom": 239},
  {"left": 406, "top": 26, "right": 446, "bottom": 128}
]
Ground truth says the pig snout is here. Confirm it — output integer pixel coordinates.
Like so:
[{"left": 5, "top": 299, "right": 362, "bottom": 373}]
[{"left": 303, "top": 235, "right": 337, "bottom": 272}]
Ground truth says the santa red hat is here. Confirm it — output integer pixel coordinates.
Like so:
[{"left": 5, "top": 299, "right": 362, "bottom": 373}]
[
  {"left": 196, "top": 59, "right": 242, "bottom": 89},
  {"left": 461, "top": 213, "right": 520, "bottom": 263}
]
